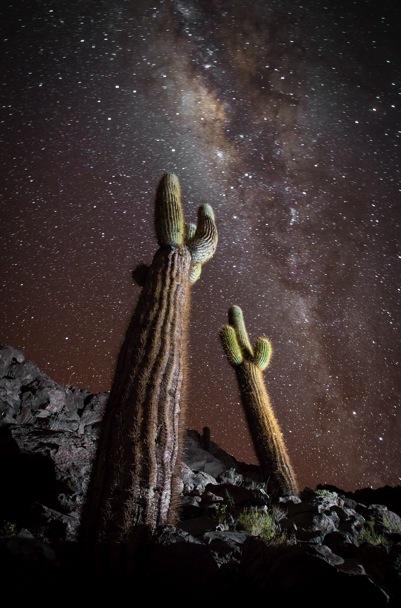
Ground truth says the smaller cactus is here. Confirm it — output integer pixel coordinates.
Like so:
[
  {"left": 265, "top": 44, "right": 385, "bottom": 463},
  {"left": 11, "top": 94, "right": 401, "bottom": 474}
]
[
  {"left": 220, "top": 324, "right": 243, "bottom": 366},
  {"left": 253, "top": 337, "right": 272, "bottom": 371},
  {"left": 220, "top": 305, "right": 298, "bottom": 496}
]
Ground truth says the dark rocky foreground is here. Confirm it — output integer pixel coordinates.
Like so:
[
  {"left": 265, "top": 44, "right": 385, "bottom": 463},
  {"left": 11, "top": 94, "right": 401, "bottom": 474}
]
[{"left": 0, "top": 345, "right": 400, "bottom": 604}]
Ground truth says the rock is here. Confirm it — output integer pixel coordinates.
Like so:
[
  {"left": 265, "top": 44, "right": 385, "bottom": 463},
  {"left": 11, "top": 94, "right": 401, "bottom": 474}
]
[
  {"left": 284, "top": 502, "right": 340, "bottom": 542},
  {"left": 343, "top": 497, "right": 358, "bottom": 510},
  {"left": 205, "top": 483, "right": 269, "bottom": 508},
  {"left": 279, "top": 494, "right": 301, "bottom": 505},
  {"left": 181, "top": 463, "right": 217, "bottom": 495},
  {"left": 0, "top": 345, "right": 25, "bottom": 376},
  {"left": 313, "top": 490, "right": 345, "bottom": 511},
  {"left": 30, "top": 504, "right": 80, "bottom": 542},
  {"left": 312, "top": 544, "right": 345, "bottom": 566},
  {"left": 203, "top": 530, "right": 249, "bottom": 566},
  {"left": 0, "top": 358, "right": 97, "bottom": 542},
  {"left": 375, "top": 507, "right": 401, "bottom": 534},
  {"left": 204, "top": 530, "right": 249, "bottom": 545},
  {"left": 184, "top": 431, "right": 228, "bottom": 477},
  {"left": 17, "top": 528, "right": 34, "bottom": 539},
  {"left": 154, "top": 525, "right": 202, "bottom": 545},
  {"left": 337, "top": 559, "right": 367, "bottom": 576},
  {"left": 202, "top": 490, "right": 225, "bottom": 505},
  {"left": 217, "top": 468, "right": 244, "bottom": 486},
  {"left": 180, "top": 495, "right": 202, "bottom": 519},
  {"left": 77, "top": 393, "right": 107, "bottom": 434},
  {"left": 324, "top": 531, "right": 358, "bottom": 556},
  {"left": 181, "top": 495, "right": 202, "bottom": 507},
  {"left": 332, "top": 505, "right": 365, "bottom": 539}
]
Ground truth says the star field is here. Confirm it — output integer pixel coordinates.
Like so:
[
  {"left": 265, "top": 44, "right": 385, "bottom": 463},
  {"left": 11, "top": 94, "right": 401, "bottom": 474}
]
[{"left": 1, "top": 0, "right": 401, "bottom": 490}]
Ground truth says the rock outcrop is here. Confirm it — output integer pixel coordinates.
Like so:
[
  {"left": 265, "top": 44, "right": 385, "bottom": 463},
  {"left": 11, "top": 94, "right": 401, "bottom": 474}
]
[{"left": 0, "top": 345, "right": 400, "bottom": 604}]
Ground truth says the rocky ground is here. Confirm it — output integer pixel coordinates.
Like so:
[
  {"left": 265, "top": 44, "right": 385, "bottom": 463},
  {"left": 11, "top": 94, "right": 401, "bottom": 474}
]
[{"left": 0, "top": 344, "right": 400, "bottom": 604}]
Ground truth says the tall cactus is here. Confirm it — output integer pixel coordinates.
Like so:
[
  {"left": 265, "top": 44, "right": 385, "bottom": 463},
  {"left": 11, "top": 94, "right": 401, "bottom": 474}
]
[
  {"left": 220, "top": 305, "right": 298, "bottom": 496},
  {"left": 82, "top": 174, "right": 218, "bottom": 544}
]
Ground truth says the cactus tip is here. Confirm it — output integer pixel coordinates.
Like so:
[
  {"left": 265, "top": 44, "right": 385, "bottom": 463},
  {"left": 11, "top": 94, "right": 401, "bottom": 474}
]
[
  {"left": 219, "top": 324, "right": 243, "bottom": 366},
  {"left": 198, "top": 203, "right": 215, "bottom": 221},
  {"left": 229, "top": 304, "right": 243, "bottom": 319},
  {"left": 155, "top": 172, "right": 184, "bottom": 247},
  {"left": 164, "top": 172, "right": 180, "bottom": 186},
  {"left": 253, "top": 336, "right": 273, "bottom": 371}
]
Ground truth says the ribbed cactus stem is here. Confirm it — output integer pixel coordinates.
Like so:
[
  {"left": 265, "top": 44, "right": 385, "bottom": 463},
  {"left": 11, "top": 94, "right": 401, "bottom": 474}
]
[
  {"left": 189, "top": 262, "right": 202, "bottom": 285},
  {"left": 219, "top": 325, "right": 243, "bottom": 366},
  {"left": 228, "top": 305, "right": 253, "bottom": 357},
  {"left": 155, "top": 173, "right": 185, "bottom": 247},
  {"left": 189, "top": 204, "right": 218, "bottom": 264},
  {"left": 82, "top": 247, "right": 191, "bottom": 542},
  {"left": 185, "top": 222, "right": 197, "bottom": 242},
  {"left": 220, "top": 305, "right": 298, "bottom": 496},
  {"left": 236, "top": 362, "right": 298, "bottom": 495},
  {"left": 253, "top": 337, "right": 273, "bottom": 371}
]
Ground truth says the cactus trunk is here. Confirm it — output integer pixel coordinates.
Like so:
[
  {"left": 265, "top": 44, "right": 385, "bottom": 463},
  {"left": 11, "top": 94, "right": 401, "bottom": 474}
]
[
  {"left": 81, "top": 173, "right": 218, "bottom": 547},
  {"left": 84, "top": 247, "right": 191, "bottom": 543},
  {"left": 236, "top": 362, "right": 298, "bottom": 496}
]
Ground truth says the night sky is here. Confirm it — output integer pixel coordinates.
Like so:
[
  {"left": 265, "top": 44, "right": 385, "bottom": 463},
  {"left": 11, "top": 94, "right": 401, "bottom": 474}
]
[{"left": 1, "top": 0, "right": 401, "bottom": 490}]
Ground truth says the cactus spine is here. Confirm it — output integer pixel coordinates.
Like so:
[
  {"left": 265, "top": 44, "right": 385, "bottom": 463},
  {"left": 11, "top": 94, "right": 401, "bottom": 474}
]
[
  {"left": 82, "top": 174, "right": 218, "bottom": 544},
  {"left": 220, "top": 305, "right": 298, "bottom": 496}
]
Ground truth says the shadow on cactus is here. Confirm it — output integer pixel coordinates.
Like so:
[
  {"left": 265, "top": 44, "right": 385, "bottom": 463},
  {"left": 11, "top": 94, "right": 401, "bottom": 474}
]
[
  {"left": 81, "top": 174, "right": 218, "bottom": 548},
  {"left": 220, "top": 305, "right": 298, "bottom": 497}
]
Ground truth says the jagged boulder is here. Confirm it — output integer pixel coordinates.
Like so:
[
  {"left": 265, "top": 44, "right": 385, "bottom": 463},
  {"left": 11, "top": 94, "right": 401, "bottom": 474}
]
[{"left": 181, "top": 463, "right": 218, "bottom": 496}]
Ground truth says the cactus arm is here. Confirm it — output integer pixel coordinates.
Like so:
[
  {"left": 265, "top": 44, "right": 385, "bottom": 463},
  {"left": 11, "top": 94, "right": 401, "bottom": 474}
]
[
  {"left": 228, "top": 305, "right": 253, "bottom": 358},
  {"left": 185, "top": 222, "right": 197, "bottom": 242},
  {"left": 189, "top": 262, "right": 202, "bottom": 285},
  {"left": 154, "top": 173, "right": 185, "bottom": 247},
  {"left": 219, "top": 324, "right": 244, "bottom": 366},
  {"left": 189, "top": 204, "right": 218, "bottom": 264},
  {"left": 253, "top": 336, "right": 273, "bottom": 370}
]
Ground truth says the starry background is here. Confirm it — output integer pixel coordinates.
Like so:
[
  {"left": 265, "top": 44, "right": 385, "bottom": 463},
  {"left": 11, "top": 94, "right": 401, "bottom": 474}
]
[{"left": 1, "top": 0, "right": 401, "bottom": 490}]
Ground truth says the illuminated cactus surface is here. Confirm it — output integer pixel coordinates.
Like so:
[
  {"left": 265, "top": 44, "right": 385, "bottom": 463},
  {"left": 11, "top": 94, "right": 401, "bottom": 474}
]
[
  {"left": 82, "top": 174, "right": 218, "bottom": 543},
  {"left": 220, "top": 305, "right": 298, "bottom": 496}
]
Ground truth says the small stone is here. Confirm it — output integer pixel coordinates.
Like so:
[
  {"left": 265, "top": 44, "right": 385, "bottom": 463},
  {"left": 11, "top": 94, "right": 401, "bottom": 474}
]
[
  {"left": 279, "top": 495, "right": 301, "bottom": 504},
  {"left": 337, "top": 559, "right": 366, "bottom": 576}
]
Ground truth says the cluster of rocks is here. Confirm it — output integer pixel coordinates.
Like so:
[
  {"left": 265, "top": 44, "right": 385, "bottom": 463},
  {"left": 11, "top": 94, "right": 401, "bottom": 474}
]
[
  {"left": 0, "top": 345, "right": 400, "bottom": 604},
  {"left": 0, "top": 345, "right": 105, "bottom": 540}
]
